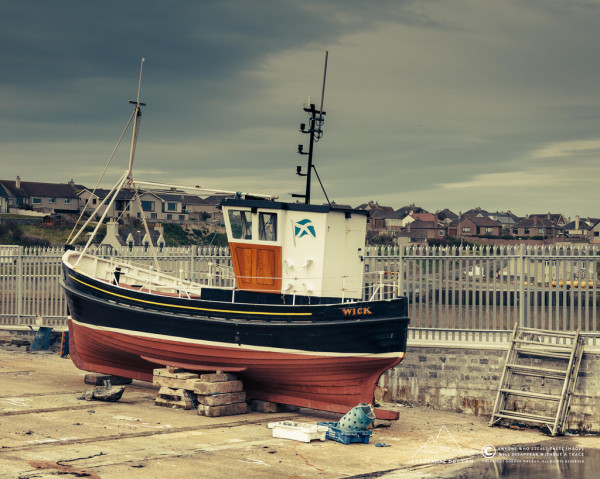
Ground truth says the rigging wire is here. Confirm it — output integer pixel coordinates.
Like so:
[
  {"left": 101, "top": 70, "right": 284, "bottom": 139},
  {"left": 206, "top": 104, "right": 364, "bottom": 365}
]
[{"left": 66, "top": 110, "right": 136, "bottom": 244}]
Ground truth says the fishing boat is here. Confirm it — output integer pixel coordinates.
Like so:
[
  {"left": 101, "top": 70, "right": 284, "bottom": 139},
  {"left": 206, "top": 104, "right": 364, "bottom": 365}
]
[{"left": 60, "top": 58, "right": 410, "bottom": 419}]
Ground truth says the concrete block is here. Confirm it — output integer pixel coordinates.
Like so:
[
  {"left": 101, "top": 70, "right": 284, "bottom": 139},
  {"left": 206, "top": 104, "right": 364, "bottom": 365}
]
[
  {"left": 153, "top": 368, "right": 199, "bottom": 380},
  {"left": 155, "top": 387, "right": 196, "bottom": 410},
  {"left": 152, "top": 376, "right": 200, "bottom": 390},
  {"left": 197, "top": 391, "right": 246, "bottom": 406},
  {"left": 199, "top": 372, "right": 237, "bottom": 382},
  {"left": 197, "top": 402, "right": 248, "bottom": 417},
  {"left": 193, "top": 380, "right": 243, "bottom": 395}
]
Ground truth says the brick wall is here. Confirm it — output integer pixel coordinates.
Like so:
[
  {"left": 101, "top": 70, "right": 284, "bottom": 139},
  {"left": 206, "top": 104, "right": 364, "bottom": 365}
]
[{"left": 381, "top": 344, "right": 600, "bottom": 433}]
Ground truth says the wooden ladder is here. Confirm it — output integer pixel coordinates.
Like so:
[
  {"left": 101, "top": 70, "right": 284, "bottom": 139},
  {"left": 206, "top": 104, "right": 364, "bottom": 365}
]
[{"left": 490, "top": 322, "right": 584, "bottom": 436}]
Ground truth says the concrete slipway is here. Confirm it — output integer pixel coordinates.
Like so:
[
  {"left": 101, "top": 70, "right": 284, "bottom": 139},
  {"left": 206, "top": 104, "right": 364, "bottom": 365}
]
[{"left": 0, "top": 349, "right": 598, "bottom": 479}]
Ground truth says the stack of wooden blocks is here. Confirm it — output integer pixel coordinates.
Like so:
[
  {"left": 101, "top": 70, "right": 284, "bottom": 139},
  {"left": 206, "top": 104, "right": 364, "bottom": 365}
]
[{"left": 153, "top": 367, "right": 248, "bottom": 417}]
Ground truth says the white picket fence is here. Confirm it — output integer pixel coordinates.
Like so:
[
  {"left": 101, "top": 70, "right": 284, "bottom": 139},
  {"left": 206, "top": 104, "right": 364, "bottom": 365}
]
[{"left": 1, "top": 244, "right": 599, "bottom": 344}]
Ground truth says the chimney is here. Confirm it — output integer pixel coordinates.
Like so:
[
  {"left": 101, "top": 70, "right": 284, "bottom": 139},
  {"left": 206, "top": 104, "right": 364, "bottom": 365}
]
[
  {"left": 106, "top": 221, "right": 119, "bottom": 239},
  {"left": 15, "top": 176, "right": 20, "bottom": 189},
  {"left": 575, "top": 215, "right": 580, "bottom": 230},
  {"left": 68, "top": 179, "right": 75, "bottom": 187}
]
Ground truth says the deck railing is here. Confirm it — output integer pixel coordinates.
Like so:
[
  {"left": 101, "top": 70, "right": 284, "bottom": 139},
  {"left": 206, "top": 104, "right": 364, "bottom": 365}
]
[{"left": 1, "top": 244, "right": 599, "bottom": 344}]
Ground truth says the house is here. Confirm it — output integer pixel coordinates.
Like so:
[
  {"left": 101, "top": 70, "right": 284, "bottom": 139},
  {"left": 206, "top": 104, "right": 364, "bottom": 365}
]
[
  {"left": 529, "top": 213, "right": 567, "bottom": 227},
  {"left": 436, "top": 209, "right": 459, "bottom": 224},
  {"left": 78, "top": 188, "right": 190, "bottom": 222},
  {"left": 101, "top": 221, "right": 166, "bottom": 250},
  {"left": 186, "top": 194, "right": 229, "bottom": 222},
  {"left": 487, "top": 211, "right": 520, "bottom": 234},
  {"left": 0, "top": 176, "right": 80, "bottom": 214},
  {"left": 589, "top": 220, "right": 600, "bottom": 244},
  {"left": 462, "top": 207, "right": 490, "bottom": 218},
  {"left": 401, "top": 212, "right": 437, "bottom": 227},
  {"left": 454, "top": 216, "right": 502, "bottom": 238},
  {"left": 512, "top": 217, "right": 561, "bottom": 239},
  {"left": 395, "top": 204, "right": 428, "bottom": 219},
  {"left": 368, "top": 206, "right": 403, "bottom": 233},
  {"left": 396, "top": 219, "right": 446, "bottom": 245},
  {"left": 563, "top": 216, "right": 589, "bottom": 239}
]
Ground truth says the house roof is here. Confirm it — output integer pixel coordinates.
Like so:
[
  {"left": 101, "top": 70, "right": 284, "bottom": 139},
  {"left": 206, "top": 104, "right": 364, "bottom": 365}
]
[
  {"left": 395, "top": 204, "right": 427, "bottom": 218},
  {"left": 411, "top": 212, "right": 437, "bottom": 222},
  {"left": 437, "top": 209, "right": 458, "bottom": 221},
  {"left": 463, "top": 207, "right": 489, "bottom": 217},
  {"left": 563, "top": 220, "right": 590, "bottom": 231},
  {"left": 0, "top": 179, "right": 79, "bottom": 199},
  {"left": 514, "top": 217, "right": 560, "bottom": 228},
  {"left": 408, "top": 219, "right": 438, "bottom": 230},
  {"left": 529, "top": 213, "right": 565, "bottom": 224},
  {"left": 370, "top": 206, "right": 401, "bottom": 220}
]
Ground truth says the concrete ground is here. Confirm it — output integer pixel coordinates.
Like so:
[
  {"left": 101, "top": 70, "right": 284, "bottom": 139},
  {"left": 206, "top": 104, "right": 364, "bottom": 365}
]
[{"left": 0, "top": 349, "right": 598, "bottom": 479}]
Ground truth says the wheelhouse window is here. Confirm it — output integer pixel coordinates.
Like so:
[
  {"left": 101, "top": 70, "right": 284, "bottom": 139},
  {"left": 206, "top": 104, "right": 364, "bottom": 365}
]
[
  {"left": 259, "top": 212, "right": 277, "bottom": 241},
  {"left": 228, "top": 210, "right": 252, "bottom": 240}
]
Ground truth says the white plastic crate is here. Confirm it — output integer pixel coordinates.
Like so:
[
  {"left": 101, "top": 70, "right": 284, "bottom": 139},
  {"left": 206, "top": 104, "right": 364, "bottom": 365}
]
[{"left": 267, "top": 421, "right": 329, "bottom": 442}]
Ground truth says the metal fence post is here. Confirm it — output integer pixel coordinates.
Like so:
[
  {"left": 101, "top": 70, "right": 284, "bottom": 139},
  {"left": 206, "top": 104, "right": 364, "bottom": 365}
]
[
  {"left": 398, "top": 245, "right": 405, "bottom": 297},
  {"left": 16, "top": 246, "right": 24, "bottom": 325},
  {"left": 519, "top": 243, "right": 526, "bottom": 327}
]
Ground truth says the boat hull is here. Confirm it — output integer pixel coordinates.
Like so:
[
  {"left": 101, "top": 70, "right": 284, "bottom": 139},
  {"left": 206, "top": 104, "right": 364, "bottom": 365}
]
[{"left": 61, "top": 262, "right": 409, "bottom": 419}]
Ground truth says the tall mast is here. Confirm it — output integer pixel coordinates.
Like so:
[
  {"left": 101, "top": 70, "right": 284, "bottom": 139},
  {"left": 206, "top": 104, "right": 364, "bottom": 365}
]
[
  {"left": 295, "top": 51, "right": 328, "bottom": 205},
  {"left": 127, "top": 58, "right": 146, "bottom": 181}
]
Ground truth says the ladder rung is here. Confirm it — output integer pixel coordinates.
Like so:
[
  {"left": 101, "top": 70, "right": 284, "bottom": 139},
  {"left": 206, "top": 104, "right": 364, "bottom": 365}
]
[
  {"left": 518, "top": 327, "right": 580, "bottom": 339},
  {"left": 505, "top": 364, "right": 567, "bottom": 379},
  {"left": 499, "top": 388, "right": 562, "bottom": 401},
  {"left": 516, "top": 348, "right": 572, "bottom": 359},
  {"left": 494, "top": 411, "right": 556, "bottom": 424},
  {"left": 495, "top": 410, "right": 556, "bottom": 424},
  {"left": 513, "top": 339, "right": 574, "bottom": 349}
]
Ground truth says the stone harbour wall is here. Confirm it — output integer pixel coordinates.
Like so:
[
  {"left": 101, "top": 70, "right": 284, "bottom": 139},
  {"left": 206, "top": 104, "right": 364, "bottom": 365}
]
[{"left": 381, "top": 344, "right": 600, "bottom": 433}]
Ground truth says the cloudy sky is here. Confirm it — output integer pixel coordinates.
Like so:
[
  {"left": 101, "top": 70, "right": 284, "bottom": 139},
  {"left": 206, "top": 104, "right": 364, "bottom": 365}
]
[{"left": 2, "top": 0, "right": 600, "bottom": 218}]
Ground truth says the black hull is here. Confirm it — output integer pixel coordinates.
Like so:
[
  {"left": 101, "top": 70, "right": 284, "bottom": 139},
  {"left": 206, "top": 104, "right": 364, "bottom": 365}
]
[{"left": 61, "top": 265, "right": 409, "bottom": 355}]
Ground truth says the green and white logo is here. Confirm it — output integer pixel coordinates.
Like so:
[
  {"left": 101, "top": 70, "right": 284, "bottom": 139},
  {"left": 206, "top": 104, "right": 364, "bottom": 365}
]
[{"left": 294, "top": 219, "right": 316, "bottom": 238}]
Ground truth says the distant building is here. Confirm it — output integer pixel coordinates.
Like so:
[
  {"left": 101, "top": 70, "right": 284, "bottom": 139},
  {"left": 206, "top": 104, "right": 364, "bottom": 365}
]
[
  {"left": 512, "top": 217, "right": 561, "bottom": 238},
  {"left": 0, "top": 176, "right": 81, "bottom": 214},
  {"left": 455, "top": 216, "right": 502, "bottom": 238},
  {"left": 563, "top": 216, "right": 589, "bottom": 239},
  {"left": 78, "top": 188, "right": 190, "bottom": 222},
  {"left": 101, "top": 221, "right": 165, "bottom": 250},
  {"left": 528, "top": 213, "right": 567, "bottom": 227},
  {"left": 396, "top": 219, "right": 446, "bottom": 245}
]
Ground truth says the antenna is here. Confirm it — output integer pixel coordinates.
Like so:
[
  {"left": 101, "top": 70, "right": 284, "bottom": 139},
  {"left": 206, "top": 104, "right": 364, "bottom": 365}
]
[
  {"left": 294, "top": 51, "right": 329, "bottom": 205},
  {"left": 318, "top": 51, "right": 328, "bottom": 123}
]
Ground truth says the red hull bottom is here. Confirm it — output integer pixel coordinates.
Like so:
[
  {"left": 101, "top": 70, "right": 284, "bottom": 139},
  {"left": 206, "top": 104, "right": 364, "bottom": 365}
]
[{"left": 69, "top": 320, "right": 404, "bottom": 419}]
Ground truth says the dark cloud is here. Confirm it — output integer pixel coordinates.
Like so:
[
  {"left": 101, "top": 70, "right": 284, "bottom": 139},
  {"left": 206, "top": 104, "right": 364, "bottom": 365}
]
[{"left": 2, "top": 1, "right": 600, "bottom": 217}]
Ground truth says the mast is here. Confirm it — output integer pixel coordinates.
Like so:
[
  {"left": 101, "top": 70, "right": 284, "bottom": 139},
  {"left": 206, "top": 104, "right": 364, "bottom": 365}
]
[
  {"left": 127, "top": 58, "right": 146, "bottom": 181},
  {"left": 295, "top": 51, "right": 328, "bottom": 205}
]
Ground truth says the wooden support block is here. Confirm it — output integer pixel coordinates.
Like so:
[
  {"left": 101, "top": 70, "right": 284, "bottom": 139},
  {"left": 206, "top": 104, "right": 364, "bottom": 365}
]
[
  {"left": 152, "top": 375, "right": 200, "bottom": 390},
  {"left": 193, "top": 380, "right": 243, "bottom": 395},
  {"left": 84, "top": 373, "right": 132, "bottom": 386},
  {"left": 196, "top": 392, "right": 246, "bottom": 407},
  {"left": 153, "top": 368, "right": 199, "bottom": 380},
  {"left": 155, "top": 387, "right": 196, "bottom": 410},
  {"left": 197, "top": 402, "right": 248, "bottom": 417},
  {"left": 199, "top": 373, "right": 237, "bottom": 383}
]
